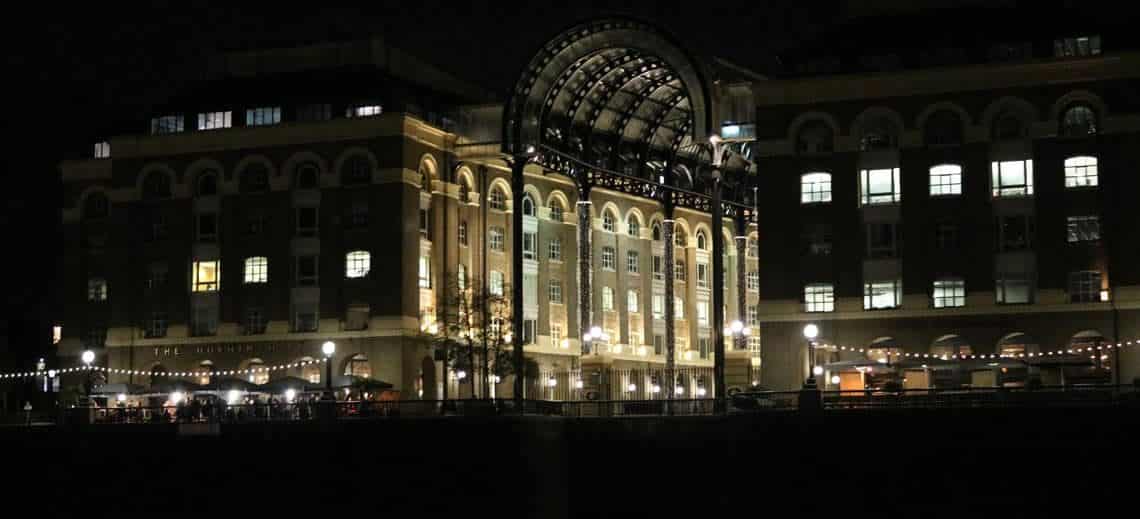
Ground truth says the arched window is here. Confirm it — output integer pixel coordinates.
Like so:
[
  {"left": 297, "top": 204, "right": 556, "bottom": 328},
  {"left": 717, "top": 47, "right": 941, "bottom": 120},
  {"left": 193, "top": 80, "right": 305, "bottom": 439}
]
[
  {"left": 295, "top": 163, "right": 319, "bottom": 190},
  {"left": 488, "top": 186, "right": 506, "bottom": 210},
  {"left": 602, "top": 210, "right": 616, "bottom": 232},
  {"left": 796, "top": 120, "right": 834, "bottom": 154},
  {"left": 341, "top": 155, "right": 371, "bottom": 185},
  {"left": 992, "top": 112, "right": 1027, "bottom": 141},
  {"left": 696, "top": 231, "right": 708, "bottom": 250},
  {"left": 1064, "top": 156, "right": 1098, "bottom": 188},
  {"left": 521, "top": 193, "right": 536, "bottom": 216},
  {"left": 458, "top": 180, "right": 471, "bottom": 203},
  {"left": 245, "top": 358, "right": 268, "bottom": 385},
  {"left": 83, "top": 192, "right": 109, "bottom": 220},
  {"left": 548, "top": 198, "right": 564, "bottom": 222},
  {"left": 297, "top": 357, "right": 321, "bottom": 384},
  {"left": 627, "top": 215, "right": 640, "bottom": 237},
  {"left": 930, "top": 335, "right": 973, "bottom": 358},
  {"left": 651, "top": 223, "right": 662, "bottom": 241},
  {"left": 196, "top": 171, "right": 218, "bottom": 196},
  {"left": 345, "top": 250, "right": 371, "bottom": 278},
  {"left": 240, "top": 164, "right": 269, "bottom": 193},
  {"left": 859, "top": 117, "right": 898, "bottom": 151},
  {"left": 197, "top": 360, "right": 215, "bottom": 385},
  {"left": 923, "top": 110, "right": 963, "bottom": 146},
  {"left": 345, "top": 353, "right": 372, "bottom": 378},
  {"left": 800, "top": 173, "right": 832, "bottom": 204},
  {"left": 929, "top": 164, "right": 963, "bottom": 196},
  {"left": 142, "top": 171, "right": 171, "bottom": 200},
  {"left": 1061, "top": 105, "right": 1097, "bottom": 136}
]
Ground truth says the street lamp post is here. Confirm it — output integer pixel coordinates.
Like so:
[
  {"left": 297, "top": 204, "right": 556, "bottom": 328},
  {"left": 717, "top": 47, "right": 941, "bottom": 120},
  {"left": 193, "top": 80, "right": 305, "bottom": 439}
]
[
  {"left": 321, "top": 341, "right": 335, "bottom": 399},
  {"left": 803, "top": 324, "right": 819, "bottom": 388},
  {"left": 81, "top": 350, "right": 95, "bottom": 403}
]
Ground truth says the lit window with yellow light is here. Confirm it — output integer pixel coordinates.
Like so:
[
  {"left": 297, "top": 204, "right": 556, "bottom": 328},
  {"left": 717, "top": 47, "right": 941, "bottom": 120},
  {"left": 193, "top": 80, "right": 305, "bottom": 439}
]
[{"left": 192, "top": 261, "right": 219, "bottom": 292}]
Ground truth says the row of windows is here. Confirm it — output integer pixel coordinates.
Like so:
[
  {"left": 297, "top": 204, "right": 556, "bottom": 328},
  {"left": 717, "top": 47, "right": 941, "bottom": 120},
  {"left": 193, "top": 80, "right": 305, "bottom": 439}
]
[
  {"left": 796, "top": 214, "right": 1099, "bottom": 261},
  {"left": 794, "top": 104, "right": 1100, "bottom": 156},
  {"left": 146, "top": 104, "right": 380, "bottom": 137},
  {"left": 800, "top": 272, "right": 1107, "bottom": 313},
  {"left": 799, "top": 157, "right": 1098, "bottom": 206}
]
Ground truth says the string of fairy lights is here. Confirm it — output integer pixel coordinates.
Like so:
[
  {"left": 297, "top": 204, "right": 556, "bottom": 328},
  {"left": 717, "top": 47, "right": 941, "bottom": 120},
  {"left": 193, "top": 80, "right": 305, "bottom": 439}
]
[
  {"left": 0, "top": 338, "right": 1136, "bottom": 382},
  {"left": 0, "top": 358, "right": 328, "bottom": 382},
  {"left": 824, "top": 336, "right": 1139, "bottom": 362}
]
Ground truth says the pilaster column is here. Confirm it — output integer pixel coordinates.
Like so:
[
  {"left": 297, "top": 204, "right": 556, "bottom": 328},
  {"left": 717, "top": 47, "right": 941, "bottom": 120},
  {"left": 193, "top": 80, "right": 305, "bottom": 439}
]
[
  {"left": 663, "top": 217, "right": 676, "bottom": 402},
  {"left": 711, "top": 178, "right": 726, "bottom": 407}
]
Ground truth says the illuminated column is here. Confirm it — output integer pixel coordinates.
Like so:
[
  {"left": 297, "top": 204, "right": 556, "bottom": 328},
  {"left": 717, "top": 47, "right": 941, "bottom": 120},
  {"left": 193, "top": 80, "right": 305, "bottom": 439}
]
[
  {"left": 711, "top": 176, "right": 726, "bottom": 406},
  {"left": 735, "top": 213, "right": 749, "bottom": 352},
  {"left": 663, "top": 215, "right": 676, "bottom": 402},
  {"left": 576, "top": 195, "right": 593, "bottom": 354},
  {"left": 511, "top": 157, "right": 526, "bottom": 404}
]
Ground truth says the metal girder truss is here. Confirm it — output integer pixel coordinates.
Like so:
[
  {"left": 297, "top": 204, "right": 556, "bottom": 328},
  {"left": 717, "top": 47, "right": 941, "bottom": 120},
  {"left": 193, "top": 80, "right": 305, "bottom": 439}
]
[{"left": 534, "top": 145, "right": 755, "bottom": 223}]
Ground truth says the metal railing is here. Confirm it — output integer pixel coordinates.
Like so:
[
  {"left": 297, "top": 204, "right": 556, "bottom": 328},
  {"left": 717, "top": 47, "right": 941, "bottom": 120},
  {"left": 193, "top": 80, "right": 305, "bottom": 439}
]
[{"left": 14, "top": 384, "right": 1140, "bottom": 426}]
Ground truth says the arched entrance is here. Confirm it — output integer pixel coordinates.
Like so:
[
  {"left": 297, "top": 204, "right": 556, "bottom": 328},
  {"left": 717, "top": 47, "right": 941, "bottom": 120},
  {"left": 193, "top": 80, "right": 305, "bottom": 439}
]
[{"left": 503, "top": 18, "right": 753, "bottom": 403}]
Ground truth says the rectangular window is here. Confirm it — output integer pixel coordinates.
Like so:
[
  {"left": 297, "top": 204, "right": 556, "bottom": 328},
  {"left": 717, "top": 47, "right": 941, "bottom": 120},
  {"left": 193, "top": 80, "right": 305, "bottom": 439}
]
[
  {"left": 804, "top": 224, "right": 833, "bottom": 256},
  {"left": 150, "top": 115, "right": 183, "bottom": 135},
  {"left": 602, "top": 287, "right": 614, "bottom": 312},
  {"left": 296, "top": 207, "right": 318, "bottom": 236},
  {"left": 1067, "top": 216, "right": 1100, "bottom": 243},
  {"left": 549, "top": 280, "right": 563, "bottom": 303},
  {"left": 458, "top": 221, "right": 468, "bottom": 246},
  {"left": 522, "top": 319, "right": 538, "bottom": 345},
  {"left": 197, "top": 111, "right": 233, "bottom": 130},
  {"left": 866, "top": 223, "right": 898, "bottom": 259},
  {"left": 346, "top": 105, "right": 382, "bottom": 117},
  {"left": 747, "top": 271, "right": 759, "bottom": 291},
  {"left": 549, "top": 324, "right": 564, "bottom": 348},
  {"left": 418, "top": 255, "right": 431, "bottom": 288},
  {"left": 243, "top": 257, "right": 268, "bottom": 284},
  {"left": 699, "top": 338, "right": 710, "bottom": 359},
  {"left": 490, "top": 271, "right": 504, "bottom": 296},
  {"left": 489, "top": 227, "right": 504, "bottom": 252},
  {"left": 675, "top": 298, "right": 684, "bottom": 320},
  {"left": 652, "top": 294, "right": 665, "bottom": 319},
  {"left": 345, "top": 304, "right": 370, "bottom": 331},
  {"left": 804, "top": 284, "right": 834, "bottom": 313},
  {"left": 548, "top": 237, "right": 562, "bottom": 261},
  {"left": 627, "top": 290, "right": 639, "bottom": 313},
  {"left": 996, "top": 215, "right": 1034, "bottom": 251},
  {"left": 1064, "top": 156, "right": 1098, "bottom": 188},
  {"left": 863, "top": 280, "right": 901, "bottom": 310},
  {"left": 293, "top": 304, "right": 318, "bottom": 332},
  {"left": 933, "top": 279, "right": 965, "bottom": 308},
  {"left": 523, "top": 232, "right": 537, "bottom": 260},
  {"left": 297, "top": 103, "right": 331, "bottom": 122},
  {"left": 1068, "top": 271, "right": 1102, "bottom": 303},
  {"left": 935, "top": 222, "right": 958, "bottom": 251},
  {"left": 627, "top": 251, "right": 640, "bottom": 274},
  {"left": 146, "top": 264, "right": 167, "bottom": 290},
  {"left": 801, "top": 173, "right": 832, "bottom": 204},
  {"left": 991, "top": 160, "right": 1034, "bottom": 197},
  {"left": 349, "top": 203, "right": 369, "bottom": 229},
  {"left": 654, "top": 335, "right": 664, "bottom": 355},
  {"left": 146, "top": 312, "right": 168, "bottom": 338},
  {"left": 244, "top": 308, "right": 266, "bottom": 335},
  {"left": 197, "top": 213, "right": 218, "bottom": 242},
  {"left": 860, "top": 168, "right": 901, "bottom": 205},
  {"left": 296, "top": 256, "right": 318, "bottom": 286},
  {"left": 653, "top": 256, "right": 663, "bottom": 280},
  {"left": 675, "top": 260, "right": 686, "bottom": 282},
  {"left": 697, "top": 263, "right": 709, "bottom": 288},
  {"left": 601, "top": 246, "right": 616, "bottom": 270},
  {"left": 1054, "top": 35, "right": 1101, "bottom": 57},
  {"left": 929, "top": 164, "right": 963, "bottom": 196},
  {"left": 697, "top": 301, "right": 709, "bottom": 326},
  {"left": 996, "top": 274, "right": 1032, "bottom": 304},
  {"left": 192, "top": 307, "right": 217, "bottom": 336},
  {"left": 94, "top": 142, "right": 110, "bottom": 159},
  {"left": 87, "top": 278, "right": 108, "bottom": 302},
  {"left": 192, "top": 261, "right": 220, "bottom": 292},
  {"left": 747, "top": 304, "right": 758, "bottom": 326},
  {"left": 245, "top": 106, "right": 282, "bottom": 126}
]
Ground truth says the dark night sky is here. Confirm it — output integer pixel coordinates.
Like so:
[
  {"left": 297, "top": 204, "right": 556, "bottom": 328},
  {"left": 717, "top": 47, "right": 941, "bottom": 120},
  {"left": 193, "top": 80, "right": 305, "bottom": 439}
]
[{"left": 2, "top": 0, "right": 1128, "bottom": 361}]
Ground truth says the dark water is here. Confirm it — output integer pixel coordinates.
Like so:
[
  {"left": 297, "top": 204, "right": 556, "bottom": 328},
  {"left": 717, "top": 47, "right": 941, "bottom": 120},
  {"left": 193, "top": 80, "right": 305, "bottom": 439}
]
[{"left": 10, "top": 409, "right": 1136, "bottom": 517}]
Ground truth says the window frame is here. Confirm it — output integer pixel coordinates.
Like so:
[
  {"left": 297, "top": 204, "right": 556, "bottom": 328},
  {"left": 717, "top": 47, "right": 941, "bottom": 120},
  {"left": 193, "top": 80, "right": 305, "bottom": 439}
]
[
  {"left": 990, "top": 160, "right": 1035, "bottom": 198},
  {"left": 804, "top": 283, "right": 834, "bottom": 313},
  {"left": 863, "top": 280, "right": 901, "bottom": 310},
  {"left": 932, "top": 278, "right": 965, "bottom": 308},
  {"left": 345, "top": 250, "right": 371, "bottom": 279},
  {"left": 1066, "top": 215, "right": 1101, "bottom": 243},
  {"left": 243, "top": 257, "right": 268, "bottom": 284},
  {"left": 860, "top": 168, "right": 902, "bottom": 206},
  {"left": 600, "top": 246, "right": 616, "bottom": 271},
  {"left": 800, "top": 172, "right": 833, "bottom": 204},
  {"left": 192, "top": 260, "right": 220, "bottom": 292},
  {"left": 929, "top": 164, "right": 963, "bottom": 197},
  {"left": 1064, "top": 156, "right": 1098, "bottom": 188}
]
